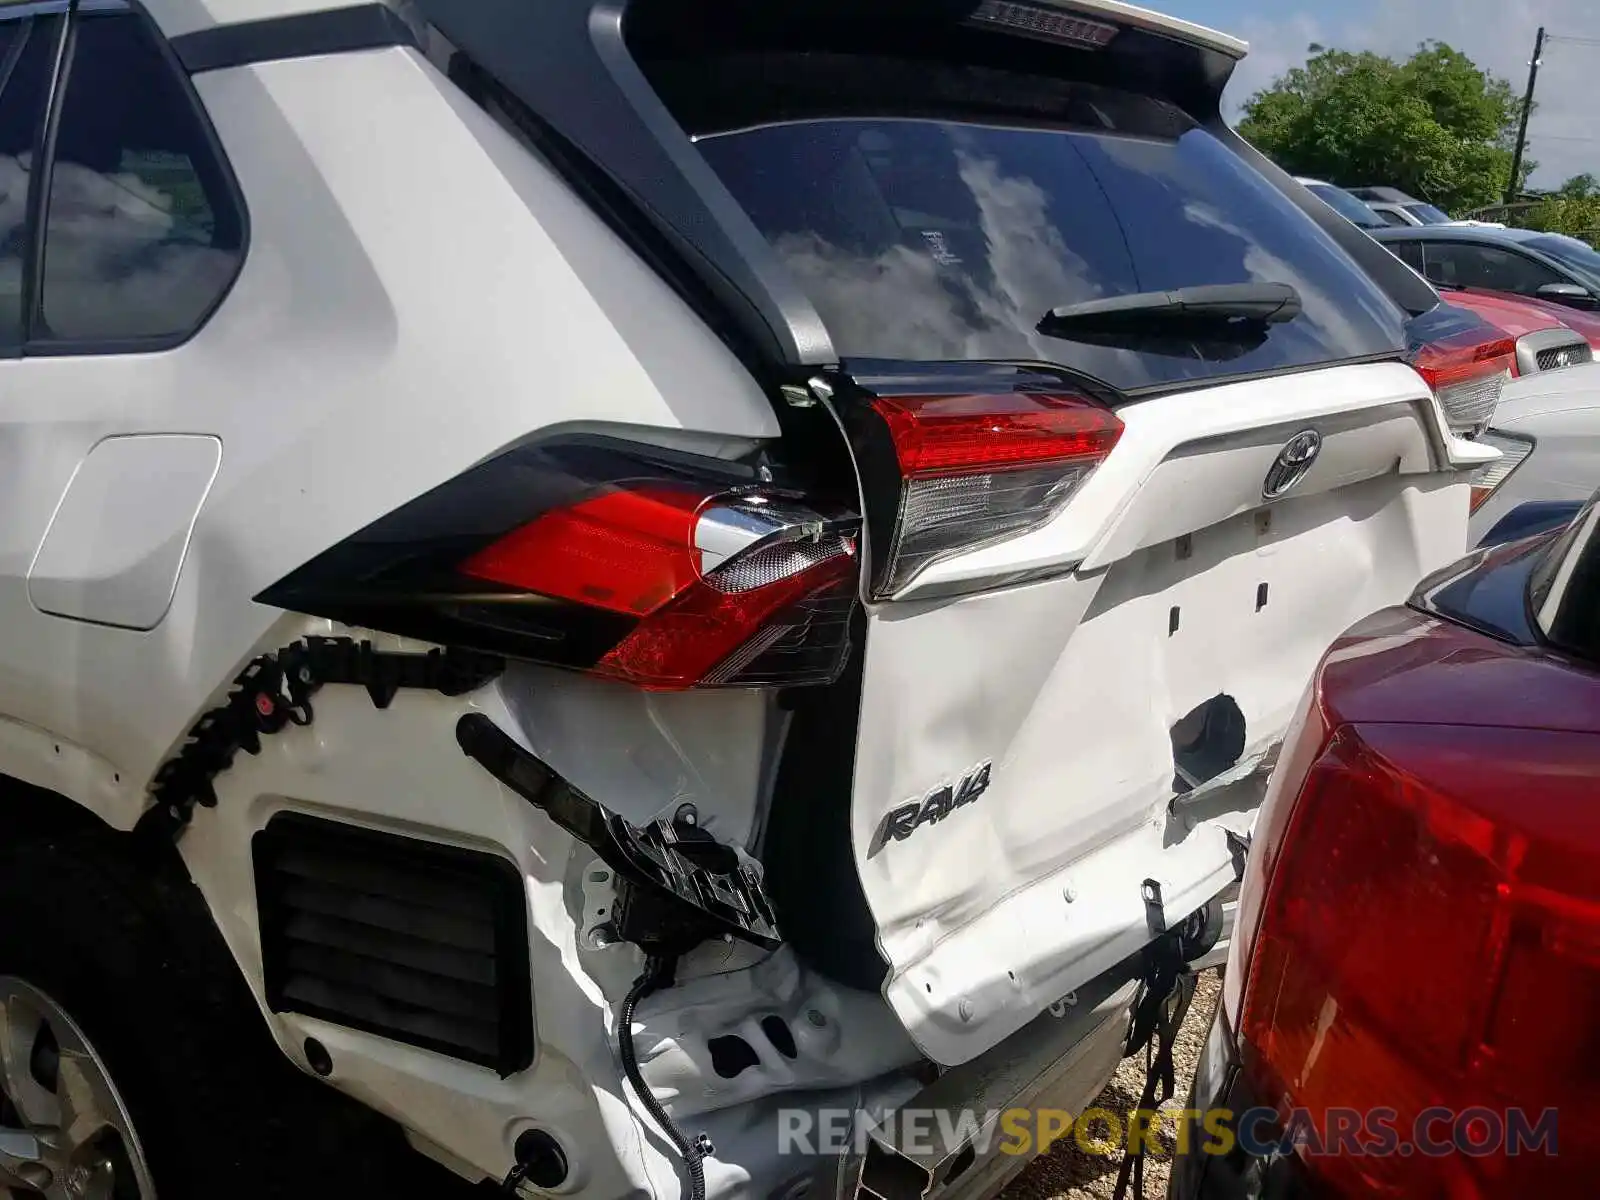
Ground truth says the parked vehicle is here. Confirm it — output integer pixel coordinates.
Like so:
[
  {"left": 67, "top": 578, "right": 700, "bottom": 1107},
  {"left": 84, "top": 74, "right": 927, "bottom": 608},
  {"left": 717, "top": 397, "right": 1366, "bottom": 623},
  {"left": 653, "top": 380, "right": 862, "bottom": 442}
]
[
  {"left": 0, "top": 2, "right": 1505, "bottom": 1198},
  {"left": 1292, "top": 182, "right": 1598, "bottom": 377},
  {"left": 1349, "top": 186, "right": 1500, "bottom": 228},
  {"left": 1172, "top": 495, "right": 1600, "bottom": 1199},
  {"left": 1375, "top": 225, "right": 1600, "bottom": 313},
  {"left": 1294, "top": 177, "right": 1388, "bottom": 230},
  {"left": 1468, "top": 361, "right": 1600, "bottom": 543},
  {"left": 1433, "top": 287, "right": 1596, "bottom": 379}
]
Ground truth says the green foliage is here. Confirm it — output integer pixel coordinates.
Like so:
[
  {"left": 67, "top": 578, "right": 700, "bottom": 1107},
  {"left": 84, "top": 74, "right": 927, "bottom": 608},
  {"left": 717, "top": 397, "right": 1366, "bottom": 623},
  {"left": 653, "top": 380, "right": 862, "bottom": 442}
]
[
  {"left": 1521, "top": 193, "right": 1600, "bottom": 243},
  {"left": 1557, "top": 173, "right": 1600, "bottom": 199},
  {"left": 1237, "top": 41, "right": 1524, "bottom": 213}
]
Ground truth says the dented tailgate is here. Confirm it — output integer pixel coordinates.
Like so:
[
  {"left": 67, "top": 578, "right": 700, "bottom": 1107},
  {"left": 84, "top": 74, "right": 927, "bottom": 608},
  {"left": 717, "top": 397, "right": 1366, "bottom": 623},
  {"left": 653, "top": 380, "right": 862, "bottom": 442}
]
[{"left": 849, "top": 362, "right": 1478, "bottom": 1065}]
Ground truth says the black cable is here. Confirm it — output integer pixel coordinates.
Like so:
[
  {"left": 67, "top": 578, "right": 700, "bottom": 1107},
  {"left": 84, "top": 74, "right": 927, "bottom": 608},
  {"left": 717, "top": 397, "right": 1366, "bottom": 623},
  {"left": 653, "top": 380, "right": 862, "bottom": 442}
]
[{"left": 618, "top": 955, "right": 708, "bottom": 1200}]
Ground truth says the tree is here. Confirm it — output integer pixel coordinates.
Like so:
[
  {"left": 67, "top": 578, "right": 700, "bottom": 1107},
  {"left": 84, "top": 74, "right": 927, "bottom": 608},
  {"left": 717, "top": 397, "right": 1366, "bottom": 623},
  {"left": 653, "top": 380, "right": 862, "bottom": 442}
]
[
  {"left": 1557, "top": 173, "right": 1600, "bottom": 199},
  {"left": 1237, "top": 42, "right": 1524, "bottom": 213}
]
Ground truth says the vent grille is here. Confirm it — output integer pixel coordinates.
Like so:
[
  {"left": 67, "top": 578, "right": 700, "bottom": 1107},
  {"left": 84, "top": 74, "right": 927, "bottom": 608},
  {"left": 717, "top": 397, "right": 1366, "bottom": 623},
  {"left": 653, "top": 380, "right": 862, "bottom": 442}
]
[
  {"left": 254, "top": 814, "right": 533, "bottom": 1076},
  {"left": 1536, "top": 340, "right": 1593, "bottom": 372}
]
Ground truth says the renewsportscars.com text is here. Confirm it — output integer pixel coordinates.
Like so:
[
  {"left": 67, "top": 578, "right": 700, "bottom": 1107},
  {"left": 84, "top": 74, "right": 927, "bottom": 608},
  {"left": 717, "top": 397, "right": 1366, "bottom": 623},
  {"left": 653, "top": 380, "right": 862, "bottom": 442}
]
[{"left": 778, "top": 1105, "right": 1559, "bottom": 1159}]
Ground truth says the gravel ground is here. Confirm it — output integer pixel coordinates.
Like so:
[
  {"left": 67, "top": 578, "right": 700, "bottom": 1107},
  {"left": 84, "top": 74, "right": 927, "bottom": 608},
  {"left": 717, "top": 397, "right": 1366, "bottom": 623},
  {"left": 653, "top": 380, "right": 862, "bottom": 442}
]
[{"left": 1001, "top": 970, "right": 1223, "bottom": 1200}]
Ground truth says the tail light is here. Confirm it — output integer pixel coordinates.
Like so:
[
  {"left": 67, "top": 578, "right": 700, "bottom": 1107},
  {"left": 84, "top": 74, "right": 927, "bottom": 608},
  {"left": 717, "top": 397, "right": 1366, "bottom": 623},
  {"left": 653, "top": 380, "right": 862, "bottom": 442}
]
[
  {"left": 1230, "top": 661, "right": 1600, "bottom": 1196},
  {"left": 1410, "top": 327, "right": 1516, "bottom": 438},
  {"left": 844, "top": 384, "right": 1122, "bottom": 597},
  {"left": 257, "top": 437, "right": 860, "bottom": 691},
  {"left": 1468, "top": 430, "right": 1535, "bottom": 513}
]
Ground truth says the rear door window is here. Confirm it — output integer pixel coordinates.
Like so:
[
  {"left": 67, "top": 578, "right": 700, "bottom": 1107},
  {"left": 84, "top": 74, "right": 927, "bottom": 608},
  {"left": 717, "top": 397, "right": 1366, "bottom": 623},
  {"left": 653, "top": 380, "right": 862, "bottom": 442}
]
[
  {"left": 690, "top": 68, "right": 1407, "bottom": 393},
  {"left": 1388, "top": 240, "right": 1426, "bottom": 274},
  {"left": 1423, "top": 242, "right": 1563, "bottom": 295}
]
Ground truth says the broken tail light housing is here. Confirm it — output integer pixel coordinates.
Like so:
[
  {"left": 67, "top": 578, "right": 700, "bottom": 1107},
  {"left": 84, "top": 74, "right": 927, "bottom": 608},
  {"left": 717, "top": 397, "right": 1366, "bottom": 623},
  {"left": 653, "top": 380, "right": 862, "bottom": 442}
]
[
  {"left": 1229, "top": 658, "right": 1600, "bottom": 1196},
  {"left": 845, "top": 384, "right": 1123, "bottom": 597},
  {"left": 1468, "top": 430, "right": 1535, "bottom": 513},
  {"left": 257, "top": 437, "right": 860, "bottom": 690},
  {"left": 1410, "top": 326, "right": 1517, "bottom": 438}
]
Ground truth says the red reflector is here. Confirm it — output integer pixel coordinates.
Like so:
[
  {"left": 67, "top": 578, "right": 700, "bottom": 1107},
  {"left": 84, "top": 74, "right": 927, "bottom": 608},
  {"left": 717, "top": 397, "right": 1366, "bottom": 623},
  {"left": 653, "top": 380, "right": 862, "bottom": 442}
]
[
  {"left": 869, "top": 392, "right": 1122, "bottom": 479},
  {"left": 1238, "top": 716, "right": 1600, "bottom": 1196},
  {"left": 458, "top": 485, "right": 706, "bottom": 617}
]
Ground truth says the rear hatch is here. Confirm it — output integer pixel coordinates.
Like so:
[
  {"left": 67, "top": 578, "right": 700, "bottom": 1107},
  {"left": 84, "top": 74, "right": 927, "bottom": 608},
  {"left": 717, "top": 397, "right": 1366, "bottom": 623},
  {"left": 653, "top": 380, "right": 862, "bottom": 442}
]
[
  {"left": 641, "top": 30, "right": 1490, "bottom": 1064},
  {"left": 417, "top": 0, "right": 1495, "bottom": 1066}
]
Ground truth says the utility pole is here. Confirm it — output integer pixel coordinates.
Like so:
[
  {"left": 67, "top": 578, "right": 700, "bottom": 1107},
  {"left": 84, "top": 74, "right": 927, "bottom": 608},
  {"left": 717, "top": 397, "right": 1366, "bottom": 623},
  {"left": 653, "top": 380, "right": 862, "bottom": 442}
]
[{"left": 1506, "top": 26, "right": 1545, "bottom": 205}]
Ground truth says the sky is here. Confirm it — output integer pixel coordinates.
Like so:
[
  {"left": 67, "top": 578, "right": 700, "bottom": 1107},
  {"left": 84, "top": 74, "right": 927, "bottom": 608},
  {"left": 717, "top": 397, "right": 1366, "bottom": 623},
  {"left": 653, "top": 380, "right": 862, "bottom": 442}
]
[{"left": 1161, "top": 0, "right": 1600, "bottom": 188}]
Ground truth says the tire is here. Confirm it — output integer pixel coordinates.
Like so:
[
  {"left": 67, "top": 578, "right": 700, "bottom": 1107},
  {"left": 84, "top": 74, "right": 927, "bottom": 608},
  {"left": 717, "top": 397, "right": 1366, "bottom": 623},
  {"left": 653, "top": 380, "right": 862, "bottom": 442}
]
[{"left": 0, "top": 830, "right": 474, "bottom": 1200}]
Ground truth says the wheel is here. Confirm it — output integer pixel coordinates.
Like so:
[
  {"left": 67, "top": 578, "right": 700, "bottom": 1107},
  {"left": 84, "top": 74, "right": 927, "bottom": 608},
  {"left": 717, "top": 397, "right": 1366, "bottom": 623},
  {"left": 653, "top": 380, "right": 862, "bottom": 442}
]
[
  {"left": 0, "top": 830, "right": 474, "bottom": 1200},
  {"left": 0, "top": 975, "right": 155, "bottom": 1199}
]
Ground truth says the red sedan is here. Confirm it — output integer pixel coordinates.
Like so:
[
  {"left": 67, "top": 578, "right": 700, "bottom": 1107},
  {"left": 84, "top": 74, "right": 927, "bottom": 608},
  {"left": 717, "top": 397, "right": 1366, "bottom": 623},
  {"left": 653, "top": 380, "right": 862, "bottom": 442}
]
[
  {"left": 1173, "top": 499, "right": 1600, "bottom": 1198},
  {"left": 1444, "top": 287, "right": 1600, "bottom": 374}
]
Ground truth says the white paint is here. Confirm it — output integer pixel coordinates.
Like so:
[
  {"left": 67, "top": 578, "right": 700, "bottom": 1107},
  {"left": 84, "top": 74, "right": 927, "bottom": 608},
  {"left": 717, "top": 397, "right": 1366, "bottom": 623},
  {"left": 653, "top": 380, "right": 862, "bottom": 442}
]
[
  {"left": 854, "top": 362, "right": 1472, "bottom": 1066},
  {"left": 0, "top": 46, "right": 777, "bottom": 821},
  {"left": 29, "top": 434, "right": 223, "bottom": 631},
  {"left": 1470, "top": 360, "right": 1600, "bottom": 541},
  {"left": 0, "top": 19, "right": 1487, "bottom": 1200}
]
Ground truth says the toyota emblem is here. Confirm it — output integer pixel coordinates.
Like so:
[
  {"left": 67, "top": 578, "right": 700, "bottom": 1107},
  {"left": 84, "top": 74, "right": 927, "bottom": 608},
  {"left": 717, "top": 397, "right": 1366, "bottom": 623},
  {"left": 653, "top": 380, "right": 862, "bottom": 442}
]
[{"left": 1262, "top": 429, "right": 1323, "bottom": 500}]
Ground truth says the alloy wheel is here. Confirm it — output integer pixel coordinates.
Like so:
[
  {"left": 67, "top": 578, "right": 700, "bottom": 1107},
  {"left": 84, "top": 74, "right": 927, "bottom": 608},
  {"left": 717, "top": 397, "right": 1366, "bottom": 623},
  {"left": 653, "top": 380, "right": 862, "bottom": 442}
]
[{"left": 0, "top": 977, "right": 154, "bottom": 1200}]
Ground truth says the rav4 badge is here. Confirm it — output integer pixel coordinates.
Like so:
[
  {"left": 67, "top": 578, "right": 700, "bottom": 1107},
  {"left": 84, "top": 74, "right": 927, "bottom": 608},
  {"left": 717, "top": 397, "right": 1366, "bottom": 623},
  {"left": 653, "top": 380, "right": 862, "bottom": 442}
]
[{"left": 868, "top": 762, "right": 993, "bottom": 858}]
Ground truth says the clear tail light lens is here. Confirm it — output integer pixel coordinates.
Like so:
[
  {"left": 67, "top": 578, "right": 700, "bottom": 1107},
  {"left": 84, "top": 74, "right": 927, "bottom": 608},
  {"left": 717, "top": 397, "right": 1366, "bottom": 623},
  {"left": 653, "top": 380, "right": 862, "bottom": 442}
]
[
  {"left": 1468, "top": 430, "right": 1535, "bottom": 512},
  {"left": 1234, "top": 660, "right": 1600, "bottom": 1196},
  {"left": 854, "top": 389, "right": 1122, "bottom": 596},
  {"left": 1410, "top": 328, "right": 1517, "bottom": 438},
  {"left": 257, "top": 438, "right": 860, "bottom": 691}
]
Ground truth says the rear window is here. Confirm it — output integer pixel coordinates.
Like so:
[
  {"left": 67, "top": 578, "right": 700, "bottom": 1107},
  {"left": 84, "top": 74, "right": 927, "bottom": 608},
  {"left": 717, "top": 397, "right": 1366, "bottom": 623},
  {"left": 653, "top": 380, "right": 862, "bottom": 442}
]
[
  {"left": 1405, "top": 203, "right": 1454, "bottom": 226},
  {"left": 1306, "top": 183, "right": 1385, "bottom": 230},
  {"left": 687, "top": 66, "right": 1406, "bottom": 392}
]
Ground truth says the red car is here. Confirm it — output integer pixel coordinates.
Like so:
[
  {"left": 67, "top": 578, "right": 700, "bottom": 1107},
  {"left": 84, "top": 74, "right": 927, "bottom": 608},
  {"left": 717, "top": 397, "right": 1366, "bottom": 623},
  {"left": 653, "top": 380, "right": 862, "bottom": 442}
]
[
  {"left": 1442, "top": 287, "right": 1599, "bottom": 374},
  {"left": 1173, "top": 499, "right": 1600, "bottom": 1198}
]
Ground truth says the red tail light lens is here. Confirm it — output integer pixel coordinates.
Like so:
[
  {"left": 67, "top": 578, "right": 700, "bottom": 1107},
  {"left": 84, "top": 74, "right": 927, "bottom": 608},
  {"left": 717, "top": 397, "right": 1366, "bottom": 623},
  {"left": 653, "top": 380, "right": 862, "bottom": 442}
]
[
  {"left": 460, "top": 485, "right": 707, "bottom": 616},
  {"left": 257, "top": 438, "right": 861, "bottom": 691},
  {"left": 1236, "top": 681, "right": 1600, "bottom": 1195},
  {"left": 862, "top": 390, "right": 1122, "bottom": 596},
  {"left": 1410, "top": 329, "right": 1516, "bottom": 438}
]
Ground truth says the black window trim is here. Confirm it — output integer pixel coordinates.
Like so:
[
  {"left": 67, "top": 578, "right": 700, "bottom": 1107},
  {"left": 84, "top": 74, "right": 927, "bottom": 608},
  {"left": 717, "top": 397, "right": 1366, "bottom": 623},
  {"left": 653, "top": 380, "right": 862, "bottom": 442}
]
[
  {"left": 0, "top": 0, "right": 251, "bottom": 358},
  {"left": 169, "top": 2, "right": 419, "bottom": 74}
]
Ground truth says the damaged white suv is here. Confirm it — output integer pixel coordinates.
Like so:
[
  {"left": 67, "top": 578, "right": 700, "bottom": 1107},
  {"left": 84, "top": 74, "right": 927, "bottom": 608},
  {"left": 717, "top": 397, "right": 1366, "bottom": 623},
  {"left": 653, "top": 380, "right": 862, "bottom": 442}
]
[{"left": 0, "top": 1, "right": 1505, "bottom": 1198}]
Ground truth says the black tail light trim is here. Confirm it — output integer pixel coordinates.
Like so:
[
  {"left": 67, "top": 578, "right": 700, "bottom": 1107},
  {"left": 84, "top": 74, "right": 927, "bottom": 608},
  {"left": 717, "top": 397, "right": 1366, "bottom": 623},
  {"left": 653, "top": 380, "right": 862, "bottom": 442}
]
[
  {"left": 253, "top": 812, "right": 535, "bottom": 1077},
  {"left": 255, "top": 434, "right": 862, "bottom": 690}
]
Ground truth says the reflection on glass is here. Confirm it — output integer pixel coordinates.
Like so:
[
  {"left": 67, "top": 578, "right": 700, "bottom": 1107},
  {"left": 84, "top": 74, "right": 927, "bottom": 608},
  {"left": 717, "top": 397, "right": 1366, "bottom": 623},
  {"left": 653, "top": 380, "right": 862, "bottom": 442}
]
[{"left": 701, "top": 112, "right": 1405, "bottom": 390}]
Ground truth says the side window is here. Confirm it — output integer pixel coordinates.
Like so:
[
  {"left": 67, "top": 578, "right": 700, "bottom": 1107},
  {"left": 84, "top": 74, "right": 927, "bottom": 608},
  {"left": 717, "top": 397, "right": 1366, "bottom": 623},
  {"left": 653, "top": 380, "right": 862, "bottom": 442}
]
[
  {"left": 1476, "top": 248, "right": 1564, "bottom": 295},
  {"left": 1376, "top": 209, "right": 1409, "bottom": 227},
  {"left": 1424, "top": 243, "right": 1562, "bottom": 295},
  {"left": 0, "top": 17, "right": 62, "bottom": 343},
  {"left": 36, "top": 10, "right": 244, "bottom": 344},
  {"left": 1390, "top": 241, "right": 1425, "bottom": 274}
]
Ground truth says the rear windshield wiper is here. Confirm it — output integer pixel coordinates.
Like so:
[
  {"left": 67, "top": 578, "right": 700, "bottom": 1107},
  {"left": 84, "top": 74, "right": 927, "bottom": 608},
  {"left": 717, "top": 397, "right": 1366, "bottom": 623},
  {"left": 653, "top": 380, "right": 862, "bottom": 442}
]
[{"left": 1037, "top": 283, "right": 1303, "bottom": 341}]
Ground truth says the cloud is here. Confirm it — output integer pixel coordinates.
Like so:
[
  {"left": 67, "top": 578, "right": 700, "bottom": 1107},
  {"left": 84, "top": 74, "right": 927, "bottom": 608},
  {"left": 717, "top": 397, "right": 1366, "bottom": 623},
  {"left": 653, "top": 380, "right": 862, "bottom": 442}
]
[{"left": 1220, "top": 0, "right": 1600, "bottom": 187}]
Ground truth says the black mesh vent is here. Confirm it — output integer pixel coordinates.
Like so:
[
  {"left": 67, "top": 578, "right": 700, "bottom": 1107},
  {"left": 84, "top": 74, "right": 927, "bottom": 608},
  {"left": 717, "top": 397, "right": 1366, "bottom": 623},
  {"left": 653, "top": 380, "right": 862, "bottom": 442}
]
[
  {"left": 253, "top": 814, "right": 533, "bottom": 1076},
  {"left": 1536, "top": 341, "right": 1593, "bottom": 372}
]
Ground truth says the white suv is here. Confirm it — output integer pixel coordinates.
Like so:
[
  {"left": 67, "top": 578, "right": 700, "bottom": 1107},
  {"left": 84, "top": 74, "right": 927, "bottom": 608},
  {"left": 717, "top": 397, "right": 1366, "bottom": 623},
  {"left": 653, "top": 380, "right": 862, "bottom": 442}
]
[{"left": 0, "top": 2, "right": 1503, "bottom": 1198}]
